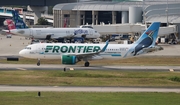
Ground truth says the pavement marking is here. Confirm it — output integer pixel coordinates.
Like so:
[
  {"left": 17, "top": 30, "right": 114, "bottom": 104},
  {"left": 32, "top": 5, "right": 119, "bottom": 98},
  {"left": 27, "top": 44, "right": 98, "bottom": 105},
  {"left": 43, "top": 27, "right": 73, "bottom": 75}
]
[
  {"left": 53, "top": 86, "right": 58, "bottom": 87},
  {"left": 169, "top": 69, "right": 174, "bottom": 72},
  {"left": 69, "top": 68, "right": 74, "bottom": 70},
  {"left": 17, "top": 68, "right": 27, "bottom": 70}
]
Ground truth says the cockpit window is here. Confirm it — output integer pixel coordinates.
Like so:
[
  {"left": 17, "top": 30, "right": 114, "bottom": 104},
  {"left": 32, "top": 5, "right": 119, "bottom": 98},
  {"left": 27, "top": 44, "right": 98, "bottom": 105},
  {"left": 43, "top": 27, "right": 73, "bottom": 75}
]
[
  {"left": 81, "top": 25, "right": 93, "bottom": 29},
  {"left": 25, "top": 47, "right": 31, "bottom": 50}
]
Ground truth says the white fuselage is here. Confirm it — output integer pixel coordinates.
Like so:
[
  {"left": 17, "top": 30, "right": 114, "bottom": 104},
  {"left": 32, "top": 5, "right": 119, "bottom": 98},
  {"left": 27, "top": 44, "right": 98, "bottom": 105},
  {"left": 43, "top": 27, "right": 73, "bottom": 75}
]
[
  {"left": 10, "top": 28, "right": 100, "bottom": 39},
  {"left": 19, "top": 43, "right": 137, "bottom": 60}
]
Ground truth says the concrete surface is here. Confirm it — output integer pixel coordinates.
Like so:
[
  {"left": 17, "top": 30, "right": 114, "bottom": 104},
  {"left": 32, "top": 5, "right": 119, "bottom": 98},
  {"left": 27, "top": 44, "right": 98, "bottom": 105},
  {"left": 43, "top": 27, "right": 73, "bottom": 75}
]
[
  {"left": 0, "top": 35, "right": 31, "bottom": 56},
  {"left": 0, "top": 64, "right": 180, "bottom": 71},
  {"left": 0, "top": 85, "right": 179, "bottom": 93},
  {"left": 145, "top": 44, "right": 180, "bottom": 56}
]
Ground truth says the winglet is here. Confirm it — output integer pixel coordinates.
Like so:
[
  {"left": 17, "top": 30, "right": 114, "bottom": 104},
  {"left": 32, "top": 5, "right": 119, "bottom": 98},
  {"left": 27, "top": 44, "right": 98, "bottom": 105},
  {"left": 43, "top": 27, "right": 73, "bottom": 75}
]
[{"left": 100, "top": 40, "right": 109, "bottom": 52}]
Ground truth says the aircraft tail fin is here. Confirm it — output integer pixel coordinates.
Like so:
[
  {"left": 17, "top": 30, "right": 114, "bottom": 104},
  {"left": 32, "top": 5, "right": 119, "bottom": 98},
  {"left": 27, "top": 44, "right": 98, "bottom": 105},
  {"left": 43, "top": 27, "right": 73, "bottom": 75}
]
[
  {"left": 11, "top": 10, "right": 28, "bottom": 29},
  {"left": 124, "top": 22, "right": 161, "bottom": 57},
  {"left": 135, "top": 22, "right": 161, "bottom": 47},
  {"left": 5, "top": 19, "right": 16, "bottom": 30}
]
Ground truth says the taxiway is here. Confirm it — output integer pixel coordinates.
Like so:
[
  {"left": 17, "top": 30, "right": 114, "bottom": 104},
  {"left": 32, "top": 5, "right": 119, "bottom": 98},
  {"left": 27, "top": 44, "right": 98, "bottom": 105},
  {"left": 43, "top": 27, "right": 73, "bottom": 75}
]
[
  {"left": 0, "top": 85, "right": 179, "bottom": 93},
  {"left": 0, "top": 64, "right": 180, "bottom": 71}
]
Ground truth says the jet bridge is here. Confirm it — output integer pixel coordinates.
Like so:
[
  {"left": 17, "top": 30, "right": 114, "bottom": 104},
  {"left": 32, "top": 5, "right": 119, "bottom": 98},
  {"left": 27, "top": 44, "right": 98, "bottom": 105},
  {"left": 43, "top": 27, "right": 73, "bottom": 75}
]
[{"left": 83, "top": 24, "right": 177, "bottom": 37}]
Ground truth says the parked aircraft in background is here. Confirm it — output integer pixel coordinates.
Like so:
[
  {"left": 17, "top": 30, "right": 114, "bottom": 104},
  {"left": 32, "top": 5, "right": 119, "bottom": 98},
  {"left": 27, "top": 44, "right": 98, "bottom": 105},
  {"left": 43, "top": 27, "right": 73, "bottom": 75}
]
[
  {"left": 19, "top": 22, "right": 161, "bottom": 67},
  {"left": 3, "top": 10, "right": 100, "bottom": 41}
]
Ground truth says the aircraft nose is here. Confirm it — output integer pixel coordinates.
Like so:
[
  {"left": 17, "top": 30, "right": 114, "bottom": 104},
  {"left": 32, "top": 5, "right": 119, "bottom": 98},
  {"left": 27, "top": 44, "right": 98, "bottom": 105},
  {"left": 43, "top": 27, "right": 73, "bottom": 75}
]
[{"left": 19, "top": 50, "right": 26, "bottom": 56}]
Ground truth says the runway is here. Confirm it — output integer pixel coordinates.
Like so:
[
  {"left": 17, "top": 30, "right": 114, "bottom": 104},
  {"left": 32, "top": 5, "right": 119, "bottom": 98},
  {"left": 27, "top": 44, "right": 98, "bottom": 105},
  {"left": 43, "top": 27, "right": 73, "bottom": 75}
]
[
  {"left": 0, "top": 64, "right": 180, "bottom": 71},
  {"left": 0, "top": 85, "right": 179, "bottom": 93}
]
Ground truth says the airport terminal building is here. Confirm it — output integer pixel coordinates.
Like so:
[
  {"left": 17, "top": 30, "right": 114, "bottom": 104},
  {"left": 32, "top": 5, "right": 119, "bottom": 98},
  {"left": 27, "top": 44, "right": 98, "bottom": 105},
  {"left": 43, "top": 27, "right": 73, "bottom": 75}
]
[{"left": 53, "top": 0, "right": 180, "bottom": 28}]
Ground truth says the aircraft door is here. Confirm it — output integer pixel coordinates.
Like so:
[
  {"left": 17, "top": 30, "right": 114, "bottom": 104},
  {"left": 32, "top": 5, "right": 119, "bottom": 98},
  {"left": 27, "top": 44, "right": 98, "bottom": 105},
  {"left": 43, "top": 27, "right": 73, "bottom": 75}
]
[
  {"left": 29, "top": 29, "right": 33, "bottom": 38},
  {"left": 36, "top": 44, "right": 42, "bottom": 53},
  {"left": 71, "top": 30, "right": 74, "bottom": 36},
  {"left": 90, "top": 29, "right": 93, "bottom": 35},
  {"left": 35, "top": 44, "right": 45, "bottom": 59},
  {"left": 89, "top": 29, "right": 93, "bottom": 38},
  {"left": 66, "top": 30, "right": 71, "bottom": 37}
]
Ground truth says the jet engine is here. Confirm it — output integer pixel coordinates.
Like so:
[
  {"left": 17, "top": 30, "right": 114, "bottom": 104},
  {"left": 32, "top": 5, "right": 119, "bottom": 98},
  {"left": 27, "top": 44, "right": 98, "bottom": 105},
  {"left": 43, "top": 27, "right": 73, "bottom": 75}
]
[{"left": 61, "top": 55, "right": 77, "bottom": 64}]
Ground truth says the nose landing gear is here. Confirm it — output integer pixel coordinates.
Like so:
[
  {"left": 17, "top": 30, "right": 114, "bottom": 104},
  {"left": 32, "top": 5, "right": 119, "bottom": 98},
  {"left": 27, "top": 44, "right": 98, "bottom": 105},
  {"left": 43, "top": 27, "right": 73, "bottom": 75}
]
[{"left": 37, "top": 59, "right": 40, "bottom": 66}]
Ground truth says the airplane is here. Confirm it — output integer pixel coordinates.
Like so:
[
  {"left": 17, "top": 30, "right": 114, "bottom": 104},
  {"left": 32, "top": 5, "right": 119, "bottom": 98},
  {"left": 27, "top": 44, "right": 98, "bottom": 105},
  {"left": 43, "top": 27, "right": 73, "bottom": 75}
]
[
  {"left": 19, "top": 22, "right": 161, "bottom": 67},
  {"left": 4, "top": 10, "right": 100, "bottom": 41}
]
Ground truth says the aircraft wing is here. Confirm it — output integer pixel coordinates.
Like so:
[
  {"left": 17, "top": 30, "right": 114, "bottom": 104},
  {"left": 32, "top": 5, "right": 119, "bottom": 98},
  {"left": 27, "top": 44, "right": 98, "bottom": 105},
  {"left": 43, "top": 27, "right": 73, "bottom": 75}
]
[
  {"left": 1, "top": 29, "right": 12, "bottom": 35},
  {"left": 2, "top": 29, "right": 9, "bottom": 33},
  {"left": 136, "top": 46, "right": 164, "bottom": 55},
  {"left": 143, "top": 46, "right": 163, "bottom": 53},
  {"left": 64, "top": 40, "right": 109, "bottom": 58},
  {"left": 45, "top": 34, "right": 56, "bottom": 40}
]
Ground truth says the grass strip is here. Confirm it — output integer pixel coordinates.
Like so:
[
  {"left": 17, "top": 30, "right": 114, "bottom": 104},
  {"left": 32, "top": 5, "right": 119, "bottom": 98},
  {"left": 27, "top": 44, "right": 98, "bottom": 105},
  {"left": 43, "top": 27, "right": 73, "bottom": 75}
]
[
  {"left": 0, "top": 92, "right": 179, "bottom": 105},
  {"left": 0, "top": 70, "right": 180, "bottom": 87}
]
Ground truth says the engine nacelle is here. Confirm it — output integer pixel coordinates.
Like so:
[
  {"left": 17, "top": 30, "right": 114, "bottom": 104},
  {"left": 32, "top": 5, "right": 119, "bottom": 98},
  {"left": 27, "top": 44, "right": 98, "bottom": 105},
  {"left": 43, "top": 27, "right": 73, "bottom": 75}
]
[{"left": 61, "top": 55, "right": 77, "bottom": 65}]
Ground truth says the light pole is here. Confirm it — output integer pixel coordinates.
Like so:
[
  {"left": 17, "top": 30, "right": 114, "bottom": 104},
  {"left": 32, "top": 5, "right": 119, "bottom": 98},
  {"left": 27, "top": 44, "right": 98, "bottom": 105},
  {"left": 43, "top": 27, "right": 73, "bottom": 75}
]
[
  {"left": 76, "top": 0, "right": 79, "bottom": 27},
  {"left": 166, "top": 0, "right": 169, "bottom": 26},
  {"left": 142, "top": 0, "right": 147, "bottom": 29},
  {"left": 142, "top": 0, "right": 145, "bottom": 24}
]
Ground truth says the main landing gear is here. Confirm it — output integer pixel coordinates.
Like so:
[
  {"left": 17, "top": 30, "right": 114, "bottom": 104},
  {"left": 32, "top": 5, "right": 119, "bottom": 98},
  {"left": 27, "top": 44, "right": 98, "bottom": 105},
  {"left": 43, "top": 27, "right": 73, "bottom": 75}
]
[
  {"left": 84, "top": 61, "right": 90, "bottom": 67},
  {"left": 37, "top": 59, "right": 40, "bottom": 66}
]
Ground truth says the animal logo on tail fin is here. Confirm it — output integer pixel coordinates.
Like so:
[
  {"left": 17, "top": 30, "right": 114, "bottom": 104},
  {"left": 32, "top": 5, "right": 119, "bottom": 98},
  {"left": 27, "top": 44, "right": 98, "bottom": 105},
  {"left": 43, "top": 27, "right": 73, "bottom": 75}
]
[
  {"left": 125, "top": 22, "right": 161, "bottom": 57},
  {"left": 11, "top": 10, "right": 28, "bottom": 29},
  {"left": 132, "top": 30, "right": 155, "bottom": 56},
  {"left": 4, "top": 19, "right": 15, "bottom": 30}
]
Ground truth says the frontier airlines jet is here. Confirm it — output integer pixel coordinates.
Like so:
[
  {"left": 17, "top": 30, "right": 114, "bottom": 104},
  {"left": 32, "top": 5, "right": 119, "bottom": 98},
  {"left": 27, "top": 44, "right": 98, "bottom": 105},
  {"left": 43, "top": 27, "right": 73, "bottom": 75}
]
[{"left": 19, "top": 22, "right": 161, "bottom": 67}]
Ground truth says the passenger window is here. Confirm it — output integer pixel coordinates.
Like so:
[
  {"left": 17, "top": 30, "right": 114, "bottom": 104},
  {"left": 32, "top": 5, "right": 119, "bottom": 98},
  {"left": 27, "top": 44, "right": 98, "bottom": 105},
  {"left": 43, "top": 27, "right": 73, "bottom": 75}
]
[{"left": 25, "top": 47, "right": 31, "bottom": 50}]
